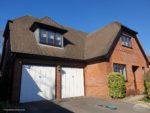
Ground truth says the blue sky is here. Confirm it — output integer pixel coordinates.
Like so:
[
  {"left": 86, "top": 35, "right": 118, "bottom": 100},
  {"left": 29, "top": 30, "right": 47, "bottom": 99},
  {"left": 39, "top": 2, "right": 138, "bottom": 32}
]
[{"left": 0, "top": 0, "right": 150, "bottom": 55}]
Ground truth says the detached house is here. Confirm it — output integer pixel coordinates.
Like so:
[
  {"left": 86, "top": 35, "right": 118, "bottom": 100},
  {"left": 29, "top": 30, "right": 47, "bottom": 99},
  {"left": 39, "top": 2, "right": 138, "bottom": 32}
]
[{"left": 0, "top": 16, "right": 149, "bottom": 103}]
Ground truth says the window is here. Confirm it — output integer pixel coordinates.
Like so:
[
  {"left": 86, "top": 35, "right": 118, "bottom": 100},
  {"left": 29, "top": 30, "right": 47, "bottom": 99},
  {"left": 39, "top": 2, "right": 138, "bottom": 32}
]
[
  {"left": 55, "top": 33, "right": 62, "bottom": 47},
  {"left": 40, "top": 30, "right": 47, "bottom": 44},
  {"left": 113, "top": 63, "right": 127, "bottom": 81},
  {"left": 39, "top": 29, "right": 63, "bottom": 47},
  {"left": 121, "top": 35, "right": 132, "bottom": 48},
  {"left": 48, "top": 31, "right": 54, "bottom": 45}
]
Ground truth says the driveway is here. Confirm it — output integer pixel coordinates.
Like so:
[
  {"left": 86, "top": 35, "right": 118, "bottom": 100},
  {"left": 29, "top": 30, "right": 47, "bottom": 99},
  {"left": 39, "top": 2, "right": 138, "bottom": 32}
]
[{"left": 17, "top": 97, "right": 150, "bottom": 113}]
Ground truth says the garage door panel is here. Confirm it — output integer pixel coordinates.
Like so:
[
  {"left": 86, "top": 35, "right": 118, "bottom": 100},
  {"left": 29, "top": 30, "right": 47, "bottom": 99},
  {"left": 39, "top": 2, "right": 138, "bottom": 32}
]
[
  {"left": 70, "top": 68, "right": 74, "bottom": 97},
  {"left": 61, "top": 67, "right": 84, "bottom": 98},
  {"left": 20, "top": 65, "right": 55, "bottom": 103},
  {"left": 20, "top": 66, "right": 43, "bottom": 102},
  {"left": 78, "top": 69, "right": 84, "bottom": 96}
]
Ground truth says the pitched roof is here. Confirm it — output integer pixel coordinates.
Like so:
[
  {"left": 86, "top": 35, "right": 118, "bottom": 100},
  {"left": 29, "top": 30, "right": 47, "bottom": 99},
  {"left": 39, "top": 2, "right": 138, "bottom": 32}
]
[
  {"left": 38, "top": 16, "right": 67, "bottom": 30},
  {"left": 85, "top": 22, "right": 121, "bottom": 59},
  {"left": 9, "top": 16, "right": 87, "bottom": 60},
  {"left": 5, "top": 15, "right": 141, "bottom": 60}
]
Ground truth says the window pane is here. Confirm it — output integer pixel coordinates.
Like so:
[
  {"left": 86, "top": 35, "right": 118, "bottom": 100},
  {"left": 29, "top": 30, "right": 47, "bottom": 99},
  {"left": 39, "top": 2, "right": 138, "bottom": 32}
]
[
  {"left": 121, "top": 36, "right": 126, "bottom": 45},
  {"left": 128, "top": 38, "right": 131, "bottom": 47},
  {"left": 113, "top": 64, "right": 117, "bottom": 72},
  {"left": 55, "top": 33, "right": 62, "bottom": 46},
  {"left": 40, "top": 30, "right": 47, "bottom": 44},
  {"left": 41, "top": 30, "right": 47, "bottom": 37},
  {"left": 127, "top": 38, "right": 130, "bottom": 47},
  {"left": 120, "top": 65, "right": 122, "bottom": 74},
  {"left": 121, "top": 35, "right": 131, "bottom": 48},
  {"left": 125, "top": 37, "right": 128, "bottom": 46},
  {"left": 114, "top": 64, "right": 119, "bottom": 72},
  {"left": 113, "top": 63, "right": 127, "bottom": 81},
  {"left": 48, "top": 31, "right": 54, "bottom": 45},
  {"left": 123, "top": 65, "right": 127, "bottom": 80}
]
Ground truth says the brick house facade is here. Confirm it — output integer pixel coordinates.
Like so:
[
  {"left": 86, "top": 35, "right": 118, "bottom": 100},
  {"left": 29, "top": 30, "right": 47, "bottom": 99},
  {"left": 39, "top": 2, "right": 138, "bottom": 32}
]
[
  {"left": 0, "top": 16, "right": 149, "bottom": 103},
  {"left": 85, "top": 32, "right": 148, "bottom": 97}
]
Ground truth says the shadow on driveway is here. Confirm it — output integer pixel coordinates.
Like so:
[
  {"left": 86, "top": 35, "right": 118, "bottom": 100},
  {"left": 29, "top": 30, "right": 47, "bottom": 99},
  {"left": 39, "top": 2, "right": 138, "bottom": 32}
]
[
  {"left": 18, "top": 101, "right": 73, "bottom": 113},
  {"left": 7, "top": 97, "right": 150, "bottom": 113}
]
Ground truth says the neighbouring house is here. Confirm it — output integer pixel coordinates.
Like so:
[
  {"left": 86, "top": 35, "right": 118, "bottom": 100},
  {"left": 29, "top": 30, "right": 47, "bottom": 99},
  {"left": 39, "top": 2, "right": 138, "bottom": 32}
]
[{"left": 0, "top": 16, "right": 149, "bottom": 103}]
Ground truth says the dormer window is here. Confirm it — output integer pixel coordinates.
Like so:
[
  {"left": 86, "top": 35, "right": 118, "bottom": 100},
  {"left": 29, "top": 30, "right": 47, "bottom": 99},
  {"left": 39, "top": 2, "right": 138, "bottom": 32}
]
[
  {"left": 30, "top": 22, "right": 67, "bottom": 48},
  {"left": 121, "top": 35, "right": 132, "bottom": 48},
  {"left": 48, "top": 31, "right": 54, "bottom": 45},
  {"left": 39, "top": 29, "right": 63, "bottom": 47},
  {"left": 55, "top": 33, "right": 62, "bottom": 46},
  {"left": 40, "top": 30, "right": 48, "bottom": 44}
]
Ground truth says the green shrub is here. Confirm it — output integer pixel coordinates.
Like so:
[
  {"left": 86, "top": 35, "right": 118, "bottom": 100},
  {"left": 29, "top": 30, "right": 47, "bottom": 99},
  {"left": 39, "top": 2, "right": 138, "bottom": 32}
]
[
  {"left": 108, "top": 72, "right": 126, "bottom": 98},
  {"left": 145, "top": 82, "right": 150, "bottom": 98},
  {"left": 143, "top": 70, "right": 150, "bottom": 98},
  {"left": 142, "top": 97, "right": 150, "bottom": 103}
]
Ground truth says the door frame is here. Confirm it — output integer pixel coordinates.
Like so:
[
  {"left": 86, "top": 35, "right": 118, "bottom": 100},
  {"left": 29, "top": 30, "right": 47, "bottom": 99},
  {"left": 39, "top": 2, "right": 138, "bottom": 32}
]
[{"left": 132, "top": 65, "right": 139, "bottom": 90}]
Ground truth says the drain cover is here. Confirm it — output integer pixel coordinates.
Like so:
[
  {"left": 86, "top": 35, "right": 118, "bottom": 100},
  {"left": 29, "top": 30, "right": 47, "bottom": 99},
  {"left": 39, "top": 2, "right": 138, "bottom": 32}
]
[
  {"left": 98, "top": 104, "right": 117, "bottom": 110},
  {"left": 105, "top": 104, "right": 117, "bottom": 110}
]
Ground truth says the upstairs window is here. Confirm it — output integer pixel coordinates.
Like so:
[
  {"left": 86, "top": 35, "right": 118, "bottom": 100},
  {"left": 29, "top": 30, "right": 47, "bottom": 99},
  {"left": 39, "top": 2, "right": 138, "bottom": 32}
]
[
  {"left": 39, "top": 29, "right": 63, "bottom": 47},
  {"left": 40, "top": 30, "right": 47, "bottom": 44},
  {"left": 55, "top": 33, "right": 62, "bottom": 47},
  {"left": 121, "top": 35, "right": 132, "bottom": 48},
  {"left": 113, "top": 63, "right": 127, "bottom": 81},
  {"left": 48, "top": 31, "right": 54, "bottom": 45}
]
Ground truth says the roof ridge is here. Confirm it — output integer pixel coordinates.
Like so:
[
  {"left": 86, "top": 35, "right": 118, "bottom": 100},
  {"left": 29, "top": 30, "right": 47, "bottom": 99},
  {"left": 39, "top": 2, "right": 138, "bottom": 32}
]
[
  {"left": 39, "top": 16, "right": 66, "bottom": 29},
  {"left": 87, "top": 21, "right": 121, "bottom": 37},
  {"left": 12, "top": 15, "right": 38, "bottom": 21},
  {"left": 64, "top": 26, "right": 88, "bottom": 34},
  {"left": 40, "top": 16, "right": 88, "bottom": 35}
]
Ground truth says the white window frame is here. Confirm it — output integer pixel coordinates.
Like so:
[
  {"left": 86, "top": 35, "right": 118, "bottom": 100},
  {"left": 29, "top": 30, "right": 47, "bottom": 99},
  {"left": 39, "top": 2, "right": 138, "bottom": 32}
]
[
  {"left": 113, "top": 63, "right": 127, "bottom": 81},
  {"left": 39, "top": 29, "right": 64, "bottom": 48},
  {"left": 121, "top": 35, "right": 132, "bottom": 48}
]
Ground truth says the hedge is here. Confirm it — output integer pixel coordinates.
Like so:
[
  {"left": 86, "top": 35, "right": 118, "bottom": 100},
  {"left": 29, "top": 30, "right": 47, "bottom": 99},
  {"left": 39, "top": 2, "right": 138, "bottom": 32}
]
[
  {"left": 145, "top": 82, "right": 150, "bottom": 98},
  {"left": 108, "top": 72, "right": 126, "bottom": 98}
]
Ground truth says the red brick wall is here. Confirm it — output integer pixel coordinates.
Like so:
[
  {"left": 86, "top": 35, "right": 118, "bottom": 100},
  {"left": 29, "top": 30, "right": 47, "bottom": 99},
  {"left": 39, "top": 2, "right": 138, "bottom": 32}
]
[
  {"left": 85, "top": 32, "right": 148, "bottom": 97},
  {"left": 110, "top": 33, "right": 148, "bottom": 95},
  {"left": 85, "top": 62, "right": 109, "bottom": 97}
]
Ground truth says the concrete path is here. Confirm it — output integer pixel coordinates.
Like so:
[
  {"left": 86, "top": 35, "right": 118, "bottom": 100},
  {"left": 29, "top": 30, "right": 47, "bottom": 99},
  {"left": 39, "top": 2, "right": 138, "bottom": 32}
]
[
  {"left": 122, "top": 94, "right": 150, "bottom": 108},
  {"left": 17, "top": 97, "right": 150, "bottom": 113}
]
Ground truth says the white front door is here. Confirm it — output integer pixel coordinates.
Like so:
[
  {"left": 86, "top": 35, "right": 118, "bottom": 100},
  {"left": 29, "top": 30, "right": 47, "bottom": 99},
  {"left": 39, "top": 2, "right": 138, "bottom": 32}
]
[
  {"left": 20, "top": 65, "right": 56, "bottom": 103},
  {"left": 61, "top": 67, "right": 84, "bottom": 98}
]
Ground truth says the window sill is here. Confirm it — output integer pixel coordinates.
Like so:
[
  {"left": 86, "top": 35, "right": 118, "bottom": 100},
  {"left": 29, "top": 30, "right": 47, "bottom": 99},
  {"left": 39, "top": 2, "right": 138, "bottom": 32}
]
[
  {"left": 38, "top": 43, "right": 64, "bottom": 49},
  {"left": 122, "top": 45, "right": 132, "bottom": 49}
]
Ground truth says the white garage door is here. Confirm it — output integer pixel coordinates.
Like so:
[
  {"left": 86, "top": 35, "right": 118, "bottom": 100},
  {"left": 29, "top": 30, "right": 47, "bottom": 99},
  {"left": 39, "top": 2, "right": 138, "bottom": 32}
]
[
  {"left": 20, "top": 65, "right": 56, "bottom": 103},
  {"left": 61, "top": 67, "right": 84, "bottom": 98}
]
